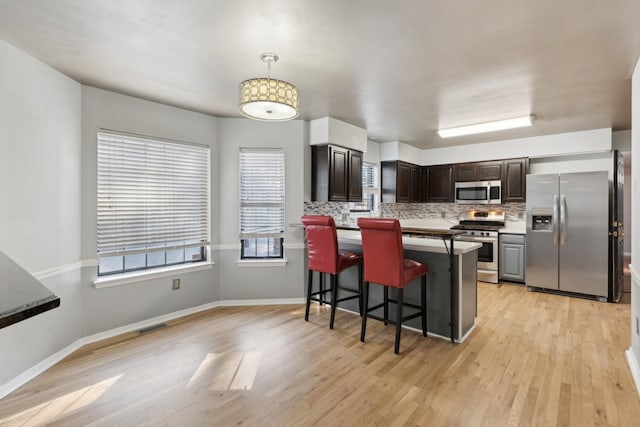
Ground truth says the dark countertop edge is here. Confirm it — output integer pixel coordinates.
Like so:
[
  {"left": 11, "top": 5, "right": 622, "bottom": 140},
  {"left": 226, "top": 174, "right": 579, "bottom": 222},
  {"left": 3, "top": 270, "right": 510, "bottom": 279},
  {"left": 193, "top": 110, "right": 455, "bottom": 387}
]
[{"left": 0, "top": 294, "right": 61, "bottom": 329}]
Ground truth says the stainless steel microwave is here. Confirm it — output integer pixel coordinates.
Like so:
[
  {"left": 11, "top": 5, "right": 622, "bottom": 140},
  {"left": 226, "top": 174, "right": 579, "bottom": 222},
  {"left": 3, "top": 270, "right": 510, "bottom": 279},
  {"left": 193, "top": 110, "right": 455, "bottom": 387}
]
[{"left": 455, "top": 180, "right": 501, "bottom": 204}]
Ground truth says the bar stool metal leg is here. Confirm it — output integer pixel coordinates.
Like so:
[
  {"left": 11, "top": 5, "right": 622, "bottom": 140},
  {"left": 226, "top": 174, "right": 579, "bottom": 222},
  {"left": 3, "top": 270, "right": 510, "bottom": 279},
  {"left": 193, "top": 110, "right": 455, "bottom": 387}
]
[
  {"left": 305, "top": 269, "right": 313, "bottom": 321},
  {"left": 421, "top": 275, "right": 427, "bottom": 337},
  {"left": 383, "top": 287, "right": 389, "bottom": 325},
  {"left": 360, "top": 281, "right": 369, "bottom": 342},
  {"left": 395, "top": 288, "right": 404, "bottom": 354},
  {"left": 329, "top": 274, "right": 338, "bottom": 329},
  {"left": 357, "top": 264, "right": 363, "bottom": 316}
]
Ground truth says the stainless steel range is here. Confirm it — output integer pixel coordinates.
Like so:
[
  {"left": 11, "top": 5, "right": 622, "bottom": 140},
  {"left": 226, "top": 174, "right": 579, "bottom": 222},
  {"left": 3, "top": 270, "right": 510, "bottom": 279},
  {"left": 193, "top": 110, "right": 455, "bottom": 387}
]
[{"left": 451, "top": 210, "right": 505, "bottom": 284}]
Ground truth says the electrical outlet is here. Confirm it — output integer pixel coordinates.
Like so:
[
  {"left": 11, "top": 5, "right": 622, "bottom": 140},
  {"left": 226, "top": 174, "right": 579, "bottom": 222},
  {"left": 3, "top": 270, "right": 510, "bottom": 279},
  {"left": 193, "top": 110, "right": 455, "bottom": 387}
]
[
  {"left": 518, "top": 212, "right": 524, "bottom": 219},
  {"left": 441, "top": 211, "right": 446, "bottom": 218},
  {"left": 172, "top": 278, "right": 180, "bottom": 290}
]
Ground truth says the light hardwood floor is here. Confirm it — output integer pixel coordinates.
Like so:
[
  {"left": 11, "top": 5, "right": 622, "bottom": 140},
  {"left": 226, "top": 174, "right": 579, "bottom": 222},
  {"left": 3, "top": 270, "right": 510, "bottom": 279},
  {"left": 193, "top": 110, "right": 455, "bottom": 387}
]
[{"left": 1, "top": 282, "right": 639, "bottom": 426}]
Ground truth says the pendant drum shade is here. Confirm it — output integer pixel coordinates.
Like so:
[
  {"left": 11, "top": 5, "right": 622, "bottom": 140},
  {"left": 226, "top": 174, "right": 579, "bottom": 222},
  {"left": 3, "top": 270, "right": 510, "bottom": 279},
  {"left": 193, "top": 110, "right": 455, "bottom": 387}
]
[{"left": 239, "top": 53, "right": 299, "bottom": 121}]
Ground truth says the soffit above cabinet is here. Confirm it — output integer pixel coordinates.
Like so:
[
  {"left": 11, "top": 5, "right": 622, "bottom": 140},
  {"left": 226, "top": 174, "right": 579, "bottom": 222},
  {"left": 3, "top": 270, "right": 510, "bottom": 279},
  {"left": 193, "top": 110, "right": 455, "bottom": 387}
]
[{"left": 309, "top": 117, "right": 367, "bottom": 152}]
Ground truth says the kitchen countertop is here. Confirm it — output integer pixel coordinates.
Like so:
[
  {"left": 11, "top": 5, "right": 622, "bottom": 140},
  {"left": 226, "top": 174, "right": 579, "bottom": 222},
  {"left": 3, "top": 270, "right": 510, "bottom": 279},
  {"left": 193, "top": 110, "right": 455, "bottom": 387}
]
[
  {"left": 337, "top": 229, "right": 481, "bottom": 255},
  {"left": 0, "top": 251, "right": 61, "bottom": 329},
  {"left": 294, "top": 217, "right": 527, "bottom": 235},
  {"left": 500, "top": 221, "right": 526, "bottom": 234}
]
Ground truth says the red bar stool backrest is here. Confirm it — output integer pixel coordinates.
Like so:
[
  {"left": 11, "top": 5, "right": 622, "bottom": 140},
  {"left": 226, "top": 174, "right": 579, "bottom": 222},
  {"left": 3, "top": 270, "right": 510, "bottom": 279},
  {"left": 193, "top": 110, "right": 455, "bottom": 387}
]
[
  {"left": 357, "top": 218, "right": 406, "bottom": 288},
  {"left": 301, "top": 215, "right": 339, "bottom": 275}
]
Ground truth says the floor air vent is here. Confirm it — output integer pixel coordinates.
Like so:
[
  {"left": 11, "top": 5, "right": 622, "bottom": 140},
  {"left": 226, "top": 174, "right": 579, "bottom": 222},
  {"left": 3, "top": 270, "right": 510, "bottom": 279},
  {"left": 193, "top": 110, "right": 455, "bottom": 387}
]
[{"left": 137, "top": 323, "right": 168, "bottom": 335}]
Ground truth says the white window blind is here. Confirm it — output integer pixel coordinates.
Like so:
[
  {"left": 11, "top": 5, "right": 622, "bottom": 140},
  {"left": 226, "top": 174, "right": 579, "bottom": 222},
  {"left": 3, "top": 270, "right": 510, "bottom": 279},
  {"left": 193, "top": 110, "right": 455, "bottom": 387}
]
[
  {"left": 239, "top": 148, "right": 285, "bottom": 240},
  {"left": 362, "top": 162, "right": 377, "bottom": 189},
  {"left": 97, "top": 132, "right": 210, "bottom": 259}
]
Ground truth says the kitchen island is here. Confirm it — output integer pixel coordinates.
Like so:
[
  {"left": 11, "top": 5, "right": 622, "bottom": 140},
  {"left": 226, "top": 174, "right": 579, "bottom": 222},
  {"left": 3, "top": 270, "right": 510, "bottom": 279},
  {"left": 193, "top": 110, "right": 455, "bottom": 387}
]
[{"left": 331, "top": 227, "right": 480, "bottom": 342}]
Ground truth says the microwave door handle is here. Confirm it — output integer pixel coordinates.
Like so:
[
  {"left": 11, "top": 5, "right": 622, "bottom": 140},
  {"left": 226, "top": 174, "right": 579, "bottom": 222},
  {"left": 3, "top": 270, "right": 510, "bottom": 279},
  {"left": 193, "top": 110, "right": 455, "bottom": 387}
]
[
  {"left": 552, "top": 195, "right": 559, "bottom": 245},
  {"left": 560, "top": 195, "right": 567, "bottom": 245}
]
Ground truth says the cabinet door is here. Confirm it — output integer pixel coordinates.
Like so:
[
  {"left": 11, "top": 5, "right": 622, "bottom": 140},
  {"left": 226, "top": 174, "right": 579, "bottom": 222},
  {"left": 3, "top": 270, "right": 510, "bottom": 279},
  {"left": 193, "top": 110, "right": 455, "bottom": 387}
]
[
  {"left": 455, "top": 164, "right": 477, "bottom": 182},
  {"left": 348, "top": 150, "right": 363, "bottom": 202},
  {"left": 410, "top": 164, "right": 422, "bottom": 202},
  {"left": 477, "top": 161, "right": 502, "bottom": 181},
  {"left": 396, "top": 161, "right": 412, "bottom": 203},
  {"left": 502, "top": 158, "right": 529, "bottom": 202},
  {"left": 329, "top": 146, "right": 349, "bottom": 201},
  {"left": 381, "top": 161, "right": 398, "bottom": 203},
  {"left": 499, "top": 242, "right": 525, "bottom": 282},
  {"left": 426, "top": 165, "right": 454, "bottom": 202}
]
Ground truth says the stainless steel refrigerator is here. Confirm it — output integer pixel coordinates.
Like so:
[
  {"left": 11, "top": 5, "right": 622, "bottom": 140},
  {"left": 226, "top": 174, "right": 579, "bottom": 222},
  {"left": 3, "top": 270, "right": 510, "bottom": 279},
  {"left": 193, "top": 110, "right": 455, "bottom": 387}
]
[{"left": 526, "top": 171, "right": 610, "bottom": 299}]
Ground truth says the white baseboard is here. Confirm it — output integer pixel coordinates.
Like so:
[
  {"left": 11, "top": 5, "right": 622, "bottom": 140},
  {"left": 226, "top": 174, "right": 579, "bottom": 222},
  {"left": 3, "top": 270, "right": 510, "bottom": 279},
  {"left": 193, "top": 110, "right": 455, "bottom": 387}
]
[
  {"left": 626, "top": 348, "right": 640, "bottom": 396},
  {"left": 218, "top": 298, "right": 304, "bottom": 306},
  {"left": 0, "top": 340, "right": 87, "bottom": 401},
  {"left": 0, "top": 298, "right": 302, "bottom": 400}
]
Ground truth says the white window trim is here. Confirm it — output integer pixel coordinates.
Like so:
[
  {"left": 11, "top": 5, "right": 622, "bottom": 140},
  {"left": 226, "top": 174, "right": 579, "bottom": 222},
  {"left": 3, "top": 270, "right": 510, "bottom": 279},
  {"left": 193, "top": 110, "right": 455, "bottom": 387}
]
[
  {"left": 239, "top": 148, "right": 286, "bottom": 259},
  {"left": 93, "top": 260, "right": 214, "bottom": 289},
  {"left": 96, "top": 129, "right": 211, "bottom": 276},
  {"left": 235, "top": 258, "right": 288, "bottom": 267}
]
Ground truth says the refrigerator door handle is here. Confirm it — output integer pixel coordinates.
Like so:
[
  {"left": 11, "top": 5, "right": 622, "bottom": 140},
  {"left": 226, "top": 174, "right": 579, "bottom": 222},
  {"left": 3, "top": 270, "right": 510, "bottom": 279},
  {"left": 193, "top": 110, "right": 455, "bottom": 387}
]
[
  {"left": 560, "top": 195, "right": 567, "bottom": 245},
  {"left": 553, "top": 195, "right": 559, "bottom": 245}
]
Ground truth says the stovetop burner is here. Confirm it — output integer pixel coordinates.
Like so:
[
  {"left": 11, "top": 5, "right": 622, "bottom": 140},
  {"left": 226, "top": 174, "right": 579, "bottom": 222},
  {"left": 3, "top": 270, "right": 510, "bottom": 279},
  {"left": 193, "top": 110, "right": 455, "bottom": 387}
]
[{"left": 450, "top": 210, "right": 505, "bottom": 232}]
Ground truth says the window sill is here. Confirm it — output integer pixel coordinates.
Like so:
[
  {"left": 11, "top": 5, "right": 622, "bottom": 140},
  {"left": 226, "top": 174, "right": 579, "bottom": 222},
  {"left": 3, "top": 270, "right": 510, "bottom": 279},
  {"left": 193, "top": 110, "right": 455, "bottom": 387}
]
[
  {"left": 93, "top": 261, "right": 215, "bottom": 289},
  {"left": 235, "top": 259, "right": 288, "bottom": 267}
]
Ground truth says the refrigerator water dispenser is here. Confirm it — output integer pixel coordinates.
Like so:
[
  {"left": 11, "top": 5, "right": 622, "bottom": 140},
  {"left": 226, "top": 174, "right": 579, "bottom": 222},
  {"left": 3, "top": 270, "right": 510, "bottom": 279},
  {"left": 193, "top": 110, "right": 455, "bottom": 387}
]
[{"left": 532, "top": 215, "right": 552, "bottom": 231}]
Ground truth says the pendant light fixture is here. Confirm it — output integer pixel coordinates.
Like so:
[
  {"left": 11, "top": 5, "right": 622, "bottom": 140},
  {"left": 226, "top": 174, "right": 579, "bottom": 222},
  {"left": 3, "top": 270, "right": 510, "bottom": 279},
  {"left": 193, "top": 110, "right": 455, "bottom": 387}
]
[{"left": 239, "top": 53, "right": 299, "bottom": 121}]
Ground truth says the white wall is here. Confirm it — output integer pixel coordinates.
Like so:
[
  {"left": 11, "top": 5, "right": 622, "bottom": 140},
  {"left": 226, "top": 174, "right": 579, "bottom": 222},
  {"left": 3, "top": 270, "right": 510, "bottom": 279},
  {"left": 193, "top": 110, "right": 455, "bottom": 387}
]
[
  {"left": 529, "top": 152, "right": 614, "bottom": 175},
  {"left": 630, "top": 56, "right": 640, "bottom": 374},
  {"left": 217, "top": 118, "right": 307, "bottom": 300},
  {"left": 79, "top": 86, "right": 220, "bottom": 335},
  {"left": 0, "top": 38, "right": 83, "bottom": 385},
  {"left": 363, "top": 140, "right": 381, "bottom": 164}
]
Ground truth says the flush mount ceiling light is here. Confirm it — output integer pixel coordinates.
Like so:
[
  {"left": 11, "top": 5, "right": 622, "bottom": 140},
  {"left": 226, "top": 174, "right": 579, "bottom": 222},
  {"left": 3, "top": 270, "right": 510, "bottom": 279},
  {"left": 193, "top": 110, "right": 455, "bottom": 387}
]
[
  {"left": 438, "top": 114, "right": 536, "bottom": 138},
  {"left": 239, "top": 53, "right": 299, "bottom": 121}
]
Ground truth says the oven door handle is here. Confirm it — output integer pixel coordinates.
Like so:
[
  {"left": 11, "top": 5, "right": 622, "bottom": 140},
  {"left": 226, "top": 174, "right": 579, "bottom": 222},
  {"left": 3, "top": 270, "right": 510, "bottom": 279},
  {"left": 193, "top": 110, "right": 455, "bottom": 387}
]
[{"left": 455, "top": 236, "right": 496, "bottom": 243}]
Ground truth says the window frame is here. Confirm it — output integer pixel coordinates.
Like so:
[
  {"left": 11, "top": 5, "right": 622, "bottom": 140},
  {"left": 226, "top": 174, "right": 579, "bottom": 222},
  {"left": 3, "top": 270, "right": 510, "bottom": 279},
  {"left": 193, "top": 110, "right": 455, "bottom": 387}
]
[
  {"left": 350, "top": 161, "right": 379, "bottom": 213},
  {"left": 96, "top": 130, "right": 211, "bottom": 277},
  {"left": 239, "top": 148, "right": 285, "bottom": 260}
]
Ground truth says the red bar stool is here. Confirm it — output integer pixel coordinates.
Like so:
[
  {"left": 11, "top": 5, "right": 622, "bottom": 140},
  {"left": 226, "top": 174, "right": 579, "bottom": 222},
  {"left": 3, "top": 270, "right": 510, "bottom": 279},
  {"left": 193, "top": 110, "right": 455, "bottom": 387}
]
[
  {"left": 357, "top": 218, "right": 428, "bottom": 354},
  {"left": 301, "top": 215, "right": 363, "bottom": 329}
]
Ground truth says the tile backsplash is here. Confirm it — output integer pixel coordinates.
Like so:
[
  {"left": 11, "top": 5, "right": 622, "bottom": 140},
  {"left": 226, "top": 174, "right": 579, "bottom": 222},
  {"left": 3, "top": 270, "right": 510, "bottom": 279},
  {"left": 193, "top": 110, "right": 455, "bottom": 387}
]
[{"left": 303, "top": 201, "right": 526, "bottom": 223}]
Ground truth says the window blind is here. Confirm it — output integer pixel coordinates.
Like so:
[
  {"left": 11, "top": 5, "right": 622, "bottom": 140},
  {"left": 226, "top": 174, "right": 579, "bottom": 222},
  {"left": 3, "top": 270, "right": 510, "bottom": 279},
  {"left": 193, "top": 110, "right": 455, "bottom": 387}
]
[
  {"left": 97, "top": 132, "right": 210, "bottom": 257},
  {"left": 362, "top": 162, "right": 377, "bottom": 189},
  {"left": 239, "top": 148, "right": 285, "bottom": 239}
]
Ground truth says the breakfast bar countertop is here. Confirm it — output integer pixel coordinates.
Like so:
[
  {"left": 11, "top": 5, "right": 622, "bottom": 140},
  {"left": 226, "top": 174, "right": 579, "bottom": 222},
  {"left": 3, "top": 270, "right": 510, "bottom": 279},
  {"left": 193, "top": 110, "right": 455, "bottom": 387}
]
[
  {"left": 0, "top": 251, "right": 60, "bottom": 329},
  {"left": 337, "top": 229, "right": 480, "bottom": 254}
]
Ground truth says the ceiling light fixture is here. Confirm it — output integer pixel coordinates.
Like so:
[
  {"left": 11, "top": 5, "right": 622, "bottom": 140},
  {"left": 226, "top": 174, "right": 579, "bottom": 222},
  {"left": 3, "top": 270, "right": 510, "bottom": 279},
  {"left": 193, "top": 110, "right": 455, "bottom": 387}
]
[
  {"left": 239, "top": 53, "right": 299, "bottom": 121},
  {"left": 438, "top": 114, "right": 536, "bottom": 138}
]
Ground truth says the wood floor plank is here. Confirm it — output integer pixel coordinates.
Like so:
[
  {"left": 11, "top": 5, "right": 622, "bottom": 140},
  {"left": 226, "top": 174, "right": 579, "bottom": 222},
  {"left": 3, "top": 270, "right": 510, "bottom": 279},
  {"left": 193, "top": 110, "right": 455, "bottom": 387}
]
[{"left": 1, "top": 283, "right": 640, "bottom": 426}]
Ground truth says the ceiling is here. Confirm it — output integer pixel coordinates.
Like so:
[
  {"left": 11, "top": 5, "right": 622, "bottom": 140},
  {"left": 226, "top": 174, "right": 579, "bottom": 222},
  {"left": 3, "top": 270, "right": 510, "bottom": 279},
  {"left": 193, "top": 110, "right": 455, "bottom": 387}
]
[{"left": 0, "top": 0, "right": 639, "bottom": 149}]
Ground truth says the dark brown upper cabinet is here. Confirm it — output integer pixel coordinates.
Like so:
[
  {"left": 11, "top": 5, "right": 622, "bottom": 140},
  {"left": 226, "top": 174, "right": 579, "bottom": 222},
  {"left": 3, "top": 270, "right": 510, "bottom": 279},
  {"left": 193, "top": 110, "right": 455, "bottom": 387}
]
[
  {"left": 425, "top": 164, "right": 454, "bottom": 202},
  {"left": 410, "top": 164, "right": 423, "bottom": 202},
  {"left": 312, "top": 145, "right": 363, "bottom": 202},
  {"left": 454, "top": 160, "right": 502, "bottom": 182},
  {"left": 502, "top": 158, "right": 529, "bottom": 203},
  {"left": 381, "top": 161, "right": 422, "bottom": 203},
  {"left": 348, "top": 150, "right": 363, "bottom": 201}
]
